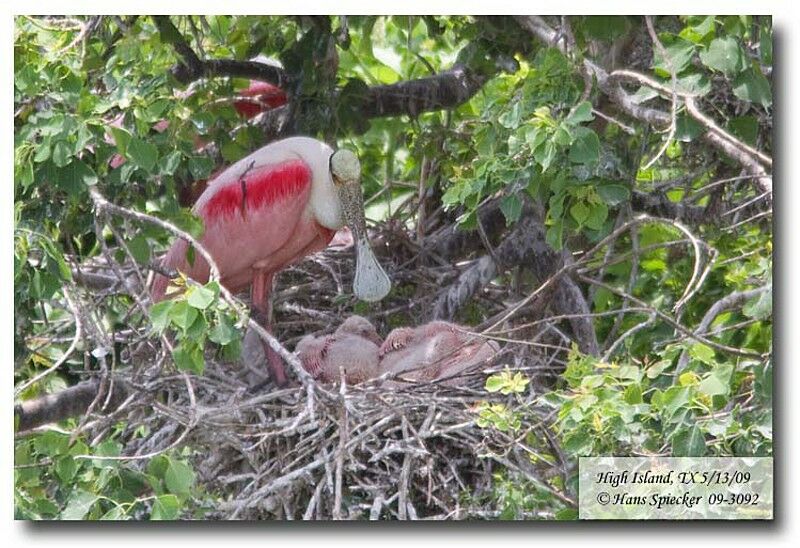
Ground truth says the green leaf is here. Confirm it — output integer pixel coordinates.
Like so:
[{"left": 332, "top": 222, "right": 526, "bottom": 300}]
[
  {"left": 698, "top": 374, "right": 728, "bottom": 397},
  {"left": 566, "top": 101, "right": 594, "bottom": 125},
  {"left": 534, "top": 140, "right": 557, "bottom": 172},
  {"left": 151, "top": 494, "right": 181, "bottom": 520},
  {"left": 555, "top": 508, "right": 579, "bottom": 520},
  {"left": 55, "top": 455, "right": 78, "bottom": 483},
  {"left": 689, "top": 343, "right": 715, "bottom": 365},
  {"left": 660, "top": 386, "right": 691, "bottom": 419},
  {"left": 563, "top": 432, "right": 592, "bottom": 455},
  {"left": 169, "top": 301, "right": 198, "bottom": 330},
  {"left": 570, "top": 201, "right": 590, "bottom": 225},
  {"left": 754, "top": 361, "right": 772, "bottom": 402},
  {"left": 209, "top": 316, "right": 235, "bottom": 345},
  {"left": 110, "top": 126, "right": 131, "bottom": 154},
  {"left": 546, "top": 218, "right": 564, "bottom": 250},
  {"left": 150, "top": 301, "right": 174, "bottom": 333},
  {"left": 675, "top": 114, "right": 704, "bottom": 142},
  {"left": 596, "top": 184, "right": 630, "bottom": 205},
  {"left": 728, "top": 115, "right": 759, "bottom": 146},
  {"left": 187, "top": 284, "right": 216, "bottom": 310},
  {"left": 164, "top": 459, "right": 196, "bottom": 497},
  {"left": 58, "top": 159, "right": 98, "bottom": 195},
  {"left": 733, "top": 68, "right": 772, "bottom": 108},
  {"left": 159, "top": 150, "right": 183, "bottom": 176},
  {"left": 61, "top": 490, "right": 98, "bottom": 520},
  {"left": 743, "top": 287, "right": 772, "bottom": 319},
  {"left": 188, "top": 155, "right": 214, "bottom": 179},
  {"left": 760, "top": 23, "right": 772, "bottom": 65},
  {"left": 675, "top": 72, "right": 711, "bottom": 96},
  {"left": 568, "top": 127, "right": 600, "bottom": 164},
  {"left": 127, "top": 235, "right": 151, "bottom": 264},
  {"left": 485, "top": 376, "right": 505, "bottom": 393},
  {"left": 584, "top": 202, "right": 608, "bottom": 231},
  {"left": 126, "top": 137, "right": 158, "bottom": 172},
  {"left": 51, "top": 140, "right": 72, "bottom": 167},
  {"left": 680, "top": 16, "right": 716, "bottom": 44},
  {"left": 172, "top": 341, "right": 204, "bottom": 374},
  {"left": 699, "top": 37, "right": 747, "bottom": 76},
  {"left": 33, "top": 431, "right": 69, "bottom": 457},
  {"left": 525, "top": 126, "right": 547, "bottom": 151},
  {"left": 498, "top": 101, "right": 522, "bottom": 129},
  {"left": 671, "top": 425, "right": 706, "bottom": 457},
  {"left": 582, "top": 16, "right": 631, "bottom": 43},
  {"left": 698, "top": 363, "right": 733, "bottom": 397},
  {"left": 623, "top": 383, "right": 643, "bottom": 405},
  {"left": 653, "top": 35, "right": 696, "bottom": 75},
  {"left": 500, "top": 194, "right": 523, "bottom": 225}
]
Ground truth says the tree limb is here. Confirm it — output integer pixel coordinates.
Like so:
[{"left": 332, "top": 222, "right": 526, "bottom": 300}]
[
  {"left": 15, "top": 379, "right": 129, "bottom": 432},
  {"left": 432, "top": 211, "right": 600, "bottom": 356},
  {"left": 361, "top": 64, "right": 490, "bottom": 119},
  {"left": 514, "top": 15, "right": 772, "bottom": 195},
  {"left": 153, "top": 16, "right": 290, "bottom": 88}
]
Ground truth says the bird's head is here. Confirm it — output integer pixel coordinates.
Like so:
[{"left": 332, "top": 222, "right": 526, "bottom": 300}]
[{"left": 330, "top": 149, "right": 391, "bottom": 303}]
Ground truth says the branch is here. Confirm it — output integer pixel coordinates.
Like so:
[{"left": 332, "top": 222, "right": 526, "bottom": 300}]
[
  {"left": 361, "top": 64, "right": 490, "bottom": 119},
  {"left": 514, "top": 16, "right": 772, "bottom": 194},
  {"left": 630, "top": 190, "right": 709, "bottom": 224},
  {"left": 15, "top": 379, "right": 129, "bottom": 432},
  {"left": 676, "top": 285, "right": 771, "bottom": 372},
  {"left": 153, "top": 16, "right": 289, "bottom": 89},
  {"left": 432, "top": 211, "right": 600, "bottom": 356}
]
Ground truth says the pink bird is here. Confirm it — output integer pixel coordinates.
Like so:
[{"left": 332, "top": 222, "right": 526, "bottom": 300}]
[
  {"left": 295, "top": 315, "right": 383, "bottom": 384},
  {"left": 151, "top": 137, "right": 392, "bottom": 386},
  {"left": 233, "top": 81, "right": 288, "bottom": 119}
]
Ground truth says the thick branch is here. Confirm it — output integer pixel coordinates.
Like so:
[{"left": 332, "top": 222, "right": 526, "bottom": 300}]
[
  {"left": 15, "top": 379, "right": 129, "bottom": 432},
  {"left": 631, "top": 190, "right": 708, "bottom": 224},
  {"left": 153, "top": 16, "right": 290, "bottom": 89},
  {"left": 432, "top": 212, "right": 600, "bottom": 356},
  {"left": 361, "top": 64, "right": 489, "bottom": 119}
]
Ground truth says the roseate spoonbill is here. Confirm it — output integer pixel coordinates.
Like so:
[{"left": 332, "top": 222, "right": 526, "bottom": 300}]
[
  {"left": 295, "top": 315, "right": 382, "bottom": 384},
  {"left": 151, "top": 137, "right": 392, "bottom": 386},
  {"left": 233, "top": 81, "right": 288, "bottom": 119},
  {"left": 379, "top": 321, "right": 499, "bottom": 385}
]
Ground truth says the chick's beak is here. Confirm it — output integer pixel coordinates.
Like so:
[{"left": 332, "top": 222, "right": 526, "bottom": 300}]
[{"left": 336, "top": 180, "right": 391, "bottom": 302}]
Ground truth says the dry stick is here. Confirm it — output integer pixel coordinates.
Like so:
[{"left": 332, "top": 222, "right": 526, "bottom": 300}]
[
  {"left": 610, "top": 69, "right": 773, "bottom": 170},
  {"left": 579, "top": 274, "right": 763, "bottom": 360},
  {"left": 592, "top": 108, "right": 636, "bottom": 134},
  {"left": 722, "top": 190, "right": 773, "bottom": 218},
  {"left": 675, "top": 285, "right": 771, "bottom": 373},
  {"left": 15, "top": 287, "right": 82, "bottom": 396},
  {"left": 602, "top": 313, "right": 657, "bottom": 362},
  {"left": 641, "top": 16, "right": 678, "bottom": 170},
  {"left": 513, "top": 17, "right": 772, "bottom": 192},
  {"left": 333, "top": 369, "right": 348, "bottom": 520},
  {"left": 723, "top": 210, "right": 773, "bottom": 232},
  {"left": 482, "top": 214, "right": 702, "bottom": 338}
]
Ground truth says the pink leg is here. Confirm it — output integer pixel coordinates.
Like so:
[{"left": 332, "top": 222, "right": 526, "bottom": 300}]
[{"left": 251, "top": 270, "right": 288, "bottom": 387}]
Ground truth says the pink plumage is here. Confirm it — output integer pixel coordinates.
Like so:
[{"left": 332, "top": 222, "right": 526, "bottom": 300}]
[{"left": 151, "top": 137, "right": 391, "bottom": 387}]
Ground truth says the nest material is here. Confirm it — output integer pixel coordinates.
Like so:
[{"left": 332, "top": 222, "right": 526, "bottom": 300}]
[{"left": 25, "top": 217, "right": 573, "bottom": 520}]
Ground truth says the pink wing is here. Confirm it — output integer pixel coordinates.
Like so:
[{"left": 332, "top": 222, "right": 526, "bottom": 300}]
[{"left": 151, "top": 158, "right": 314, "bottom": 301}]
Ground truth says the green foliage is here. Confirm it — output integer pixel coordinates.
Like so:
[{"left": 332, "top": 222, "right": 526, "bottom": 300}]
[
  {"left": 15, "top": 428, "right": 204, "bottom": 520},
  {"left": 550, "top": 345, "right": 771, "bottom": 458},
  {"left": 15, "top": 15, "right": 772, "bottom": 521},
  {"left": 150, "top": 280, "right": 243, "bottom": 374}
]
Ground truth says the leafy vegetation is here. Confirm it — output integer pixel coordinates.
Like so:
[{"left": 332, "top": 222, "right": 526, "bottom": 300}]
[{"left": 15, "top": 15, "right": 772, "bottom": 520}]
